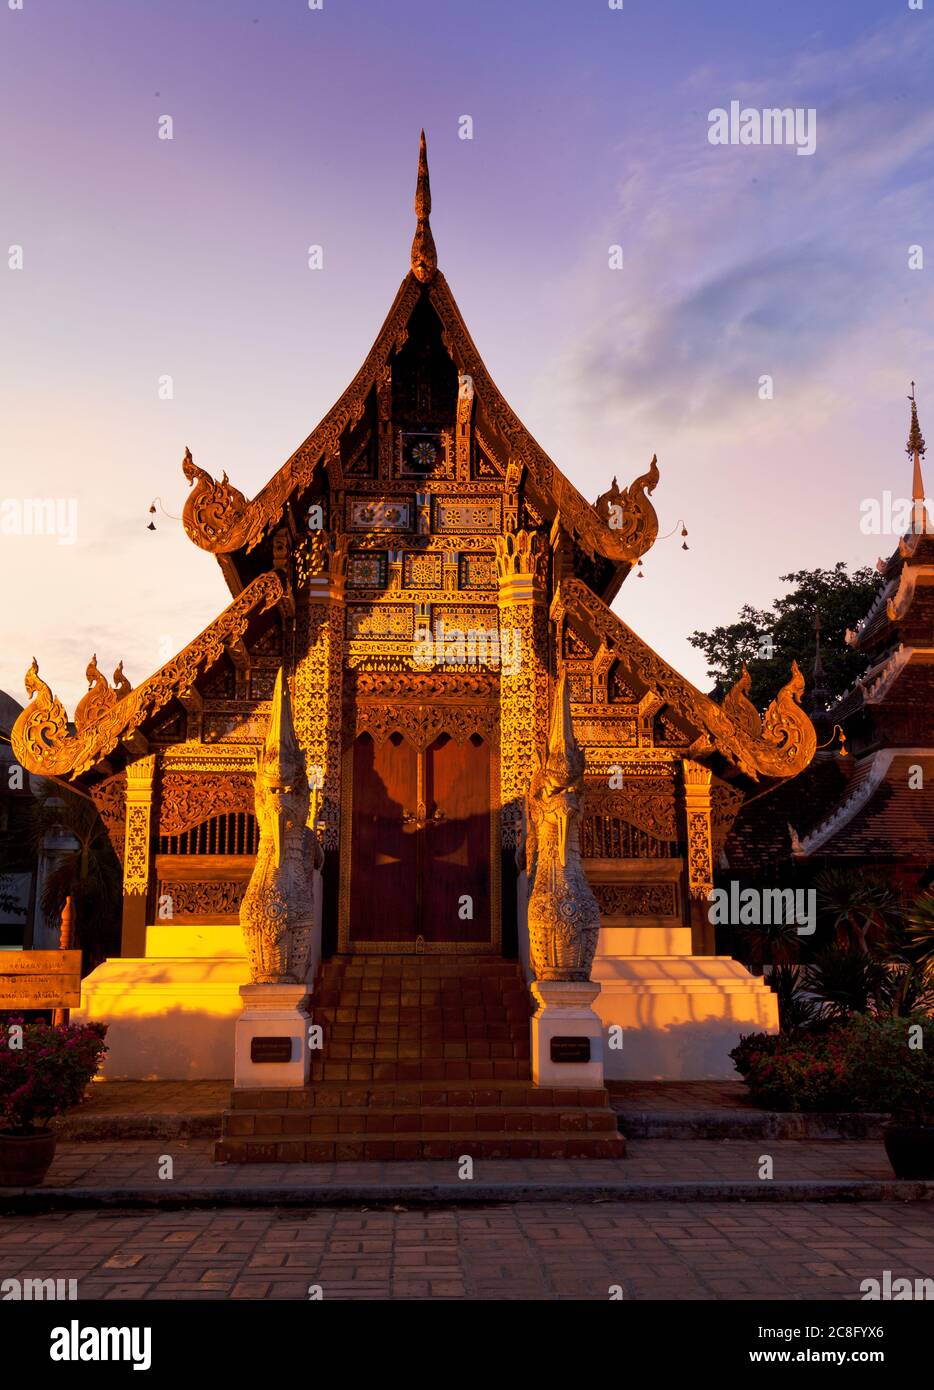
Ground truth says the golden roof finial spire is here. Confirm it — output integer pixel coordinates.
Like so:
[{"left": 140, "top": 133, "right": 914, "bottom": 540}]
[
  {"left": 410, "top": 129, "right": 437, "bottom": 283},
  {"left": 907, "top": 381, "right": 928, "bottom": 533}
]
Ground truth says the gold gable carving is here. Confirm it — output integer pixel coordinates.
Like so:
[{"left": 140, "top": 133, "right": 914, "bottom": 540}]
[
  {"left": 12, "top": 571, "right": 285, "bottom": 780},
  {"left": 583, "top": 779, "right": 678, "bottom": 841},
  {"left": 90, "top": 772, "right": 127, "bottom": 864},
  {"left": 182, "top": 275, "right": 422, "bottom": 554},
  {"left": 159, "top": 772, "right": 256, "bottom": 838},
  {"left": 557, "top": 578, "right": 816, "bottom": 781},
  {"left": 180, "top": 266, "right": 659, "bottom": 574},
  {"left": 355, "top": 700, "right": 498, "bottom": 750}
]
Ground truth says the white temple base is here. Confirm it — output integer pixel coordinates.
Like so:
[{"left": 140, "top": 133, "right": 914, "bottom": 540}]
[
  {"left": 233, "top": 983, "right": 311, "bottom": 1088},
  {"left": 591, "top": 955, "right": 779, "bottom": 1080},
  {"left": 530, "top": 980, "right": 605, "bottom": 1089},
  {"left": 71, "top": 957, "right": 250, "bottom": 1079}
]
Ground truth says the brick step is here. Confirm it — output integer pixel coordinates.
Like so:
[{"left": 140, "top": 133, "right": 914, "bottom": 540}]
[
  {"left": 322, "top": 1028, "right": 528, "bottom": 1046},
  {"left": 312, "top": 990, "right": 531, "bottom": 1007},
  {"left": 319, "top": 959, "right": 521, "bottom": 975},
  {"left": 215, "top": 1132, "right": 627, "bottom": 1163},
  {"left": 315, "top": 1023, "right": 533, "bottom": 1034},
  {"left": 224, "top": 1106, "right": 620, "bottom": 1137},
  {"left": 321, "top": 980, "right": 524, "bottom": 989},
  {"left": 321, "top": 1042, "right": 530, "bottom": 1061},
  {"left": 231, "top": 1082, "right": 610, "bottom": 1110},
  {"left": 316, "top": 982, "right": 525, "bottom": 996},
  {"left": 315, "top": 989, "right": 528, "bottom": 1000},
  {"left": 307, "top": 1059, "right": 531, "bottom": 1083},
  {"left": 315, "top": 1006, "right": 528, "bottom": 1028}
]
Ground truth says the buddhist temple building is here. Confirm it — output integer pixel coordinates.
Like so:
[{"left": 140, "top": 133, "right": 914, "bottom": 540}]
[
  {"left": 727, "top": 390, "right": 934, "bottom": 897},
  {"left": 11, "top": 134, "right": 820, "bottom": 1101}
]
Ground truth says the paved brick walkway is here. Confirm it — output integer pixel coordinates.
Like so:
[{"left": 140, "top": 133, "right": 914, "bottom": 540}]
[
  {"left": 65, "top": 1082, "right": 229, "bottom": 1116},
  {"left": 0, "top": 1202, "right": 932, "bottom": 1299},
  {"left": 66, "top": 1080, "right": 756, "bottom": 1121},
  {"left": 607, "top": 1080, "right": 753, "bottom": 1110},
  {"left": 34, "top": 1137, "right": 896, "bottom": 1189}
]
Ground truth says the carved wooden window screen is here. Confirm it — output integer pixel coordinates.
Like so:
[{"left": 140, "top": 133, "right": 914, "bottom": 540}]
[
  {"left": 158, "top": 811, "right": 258, "bottom": 857},
  {"left": 580, "top": 814, "right": 676, "bottom": 860}
]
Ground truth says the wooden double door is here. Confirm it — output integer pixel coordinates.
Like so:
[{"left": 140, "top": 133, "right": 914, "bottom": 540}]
[{"left": 343, "top": 730, "right": 497, "bottom": 951}]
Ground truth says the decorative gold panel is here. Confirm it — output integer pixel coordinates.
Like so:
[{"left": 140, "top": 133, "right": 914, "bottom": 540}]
[
  {"left": 347, "top": 497, "right": 412, "bottom": 532},
  {"left": 434, "top": 495, "right": 501, "bottom": 533},
  {"left": 345, "top": 604, "right": 415, "bottom": 641},
  {"left": 404, "top": 552, "right": 443, "bottom": 588},
  {"left": 593, "top": 882, "right": 678, "bottom": 917},
  {"left": 575, "top": 718, "right": 638, "bottom": 746},
  {"left": 347, "top": 552, "right": 387, "bottom": 588},
  {"left": 459, "top": 553, "right": 497, "bottom": 589}
]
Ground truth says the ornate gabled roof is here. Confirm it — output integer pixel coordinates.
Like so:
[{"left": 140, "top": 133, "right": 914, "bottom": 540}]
[
  {"left": 11, "top": 571, "right": 285, "bottom": 781},
  {"left": 724, "top": 753, "right": 855, "bottom": 876},
  {"left": 181, "top": 134, "right": 659, "bottom": 597},
  {"left": 555, "top": 577, "right": 817, "bottom": 782},
  {"left": 789, "top": 750, "right": 934, "bottom": 860}
]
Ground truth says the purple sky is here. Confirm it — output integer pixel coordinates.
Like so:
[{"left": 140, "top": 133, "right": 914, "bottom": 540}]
[{"left": 1, "top": 0, "right": 932, "bottom": 710}]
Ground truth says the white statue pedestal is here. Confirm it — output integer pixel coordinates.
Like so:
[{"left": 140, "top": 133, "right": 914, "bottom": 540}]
[
  {"left": 234, "top": 983, "right": 311, "bottom": 1089},
  {"left": 530, "top": 980, "right": 605, "bottom": 1089}
]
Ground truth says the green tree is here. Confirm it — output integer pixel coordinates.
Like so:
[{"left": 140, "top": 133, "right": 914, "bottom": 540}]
[{"left": 688, "top": 563, "right": 881, "bottom": 709}]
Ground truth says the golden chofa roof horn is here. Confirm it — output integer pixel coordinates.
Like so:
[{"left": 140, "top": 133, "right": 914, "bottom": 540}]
[{"left": 410, "top": 129, "right": 437, "bottom": 283}]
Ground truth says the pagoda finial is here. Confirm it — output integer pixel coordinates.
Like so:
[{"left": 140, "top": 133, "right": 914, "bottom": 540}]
[
  {"left": 907, "top": 382, "right": 928, "bottom": 533},
  {"left": 410, "top": 129, "right": 437, "bottom": 283}
]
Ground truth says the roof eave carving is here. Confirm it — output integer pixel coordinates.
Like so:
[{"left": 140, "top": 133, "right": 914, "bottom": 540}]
[
  {"left": 556, "top": 578, "right": 817, "bottom": 782},
  {"left": 180, "top": 269, "right": 661, "bottom": 576},
  {"left": 11, "top": 571, "right": 285, "bottom": 782},
  {"left": 181, "top": 274, "right": 423, "bottom": 558}
]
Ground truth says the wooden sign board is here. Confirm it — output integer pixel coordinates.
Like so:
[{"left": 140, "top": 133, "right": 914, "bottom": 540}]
[{"left": 0, "top": 951, "right": 82, "bottom": 1009}]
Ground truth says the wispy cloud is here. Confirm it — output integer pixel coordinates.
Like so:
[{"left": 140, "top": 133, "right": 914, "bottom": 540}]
[{"left": 549, "top": 17, "right": 934, "bottom": 443}]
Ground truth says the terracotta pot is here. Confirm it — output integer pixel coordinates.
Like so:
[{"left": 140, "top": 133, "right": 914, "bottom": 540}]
[
  {"left": 0, "top": 1129, "right": 58, "bottom": 1187},
  {"left": 883, "top": 1122, "right": 934, "bottom": 1180}
]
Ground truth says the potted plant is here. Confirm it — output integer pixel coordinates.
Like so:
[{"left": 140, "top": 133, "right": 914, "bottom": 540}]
[
  {"left": 0, "top": 1018, "right": 107, "bottom": 1186},
  {"left": 879, "top": 1057, "right": 934, "bottom": 1181},
  {"left": 845, "top": 1014, "right": 934, "bottom": 1179}
]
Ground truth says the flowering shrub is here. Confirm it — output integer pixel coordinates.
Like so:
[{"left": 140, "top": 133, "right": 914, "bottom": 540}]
[
  {"left": 845, "top": 1015, "right": 934, "bottom": 1121},
  {"left": 731, "top": 1015, "right": 934, "bottom": 1115},
  {"left": 0, "top": 1019, "right": 108, "bottom": 1134}
]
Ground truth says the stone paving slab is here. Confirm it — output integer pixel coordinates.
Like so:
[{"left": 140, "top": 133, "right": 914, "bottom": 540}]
[
  {"left": 607, "top": 1081, "right": 754, "bottom": 1109},
  {"left": 1, "top": 1201, "right": 932, "bottom": 1299},
  {"left": 616, "top": 1109, "right": 887, "bottom": 1141},
  {"left": 55, "top": 1082, "right": 228, "bottom": 1140},
  {"left": 2, "top": 1138, "right": 931, "bottom": 1209},
  {"left": 607, "top": 1082, "right": 887, "bottom": 1139}
]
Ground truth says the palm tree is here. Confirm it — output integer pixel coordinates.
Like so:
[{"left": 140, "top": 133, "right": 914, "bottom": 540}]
[
  {"left": 906, "top": 894, "right": 934, "bottom": 977},
  {"left": 738, "top": 917, "right": 802, "bottom": 974},
  {"left": 815, "top": 867, "right": 903, "bottom": 954},
  {"left": 886, "top": 960, "right": 934, "bottom": 1018},
  {"left": 770, "top": 963, "right": 821, "bottom": 1033},
  {"left": 806, "top": 946, "right": 891, "bottom": 1021}
]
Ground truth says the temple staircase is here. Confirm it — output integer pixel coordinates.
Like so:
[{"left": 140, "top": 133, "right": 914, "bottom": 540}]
[{"left": 215, "top": 955, "right": 625, "bottom": 1161}]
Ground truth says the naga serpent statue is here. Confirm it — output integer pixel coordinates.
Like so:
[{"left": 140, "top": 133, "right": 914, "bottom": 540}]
[
  {"left": 239, "top": 667, "right": 321, "bottom": 984},
  {"left": 526, "top": 671, "right": 601, "bottom": 982}
]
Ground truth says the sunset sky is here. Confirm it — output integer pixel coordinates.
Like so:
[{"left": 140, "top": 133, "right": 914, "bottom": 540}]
[{"left": 1, "top": 0, "right": 931, "bottom": 711}]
